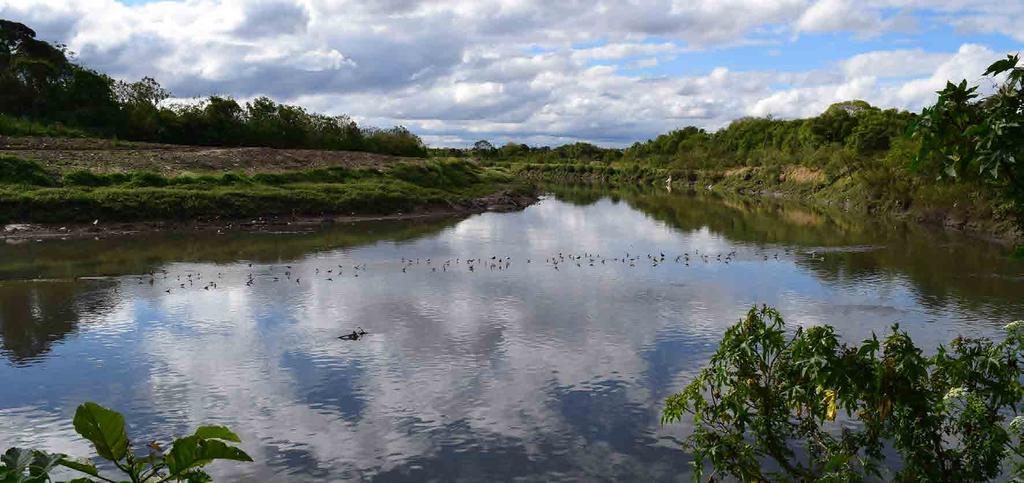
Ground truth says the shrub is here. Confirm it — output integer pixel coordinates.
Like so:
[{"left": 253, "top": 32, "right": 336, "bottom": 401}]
[
  {"left": 663, "top": 306, "right": 1024, "bottom": 481},
  {"left": 0, "top": 156, "right": 57, "bottom": 186},
  {"left": 0, "top": 401, "right": 251, "bottom": 482}
]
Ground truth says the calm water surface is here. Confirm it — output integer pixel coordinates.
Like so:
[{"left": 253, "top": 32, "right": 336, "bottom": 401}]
[{"left": 2, "top": 190, "right": 1023, "bottom": 481}]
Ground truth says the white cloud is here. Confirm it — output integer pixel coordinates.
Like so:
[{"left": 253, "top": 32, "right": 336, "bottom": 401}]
[
  {"left": 571, "top": 42, "right": 685, "bottom": 61},
  {"left": 797, "top": 0, "right": 881, "bottom": 34},
  {"left": 750, "top": 43, "right": 1002, "bottom": 119},
  {"left": 841, "top": 49, "right": 951, "bottom": 79},
  {"left": 0, "top": 0, "right": 1021, "bottom": 146}
]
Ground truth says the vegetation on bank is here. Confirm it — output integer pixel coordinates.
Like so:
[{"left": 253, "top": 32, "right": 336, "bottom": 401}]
[
  {"left": 1, "top": 401, "right": 250, "bottom": 482},
  {"left": 663, "top": 305, "right": 1024, "bottom": 481},
  {"left": 446, "top": 57, "right": 1024, "bottom": 240},
  {"left": 911, "top": 55, "right": 1024, "bottom": 226},
  {"left": 0, "top": 20, "right": 425, "bottom": 157},
  {"left": 3, "top": 17, "right": 1018, "bottom": 235},
  {"left": 0, "top": 155, "right": 524, "bottom": 223}
]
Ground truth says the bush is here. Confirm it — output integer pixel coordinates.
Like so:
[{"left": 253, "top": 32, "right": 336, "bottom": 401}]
[
  {"left": 0, "top": 401, "right": 251, "bottom": 482},
  {"left": 0, "top": 156, "right": 57, "bottom": 186},
  {"left": 63, "top": 169, "right": 112, "bottom": 187},
  {"left": 0, "top": 114, "right": 89, "bottom": 138},
  {"left": 663, "top": 306, "right": 1024, "bottom": 481}
]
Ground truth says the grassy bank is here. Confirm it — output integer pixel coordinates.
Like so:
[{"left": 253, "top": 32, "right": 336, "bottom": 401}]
[
  {"left": 0, "top": 155, "right": 533, "bottom": 224},
  {"left": 496, "top": 158, "right": 1020, "bottom": 242}
]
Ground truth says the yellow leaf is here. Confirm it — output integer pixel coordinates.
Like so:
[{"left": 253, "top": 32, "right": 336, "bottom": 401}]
[{"left": 823, "top": 389, "right": 837, "bottom": 421}]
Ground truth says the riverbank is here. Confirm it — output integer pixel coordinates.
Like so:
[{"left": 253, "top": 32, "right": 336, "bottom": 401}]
[
  {"left": 0, "top": 189, "right": 537, "bottom": 242},
  {"left": 2, "top": 133, "right": 1017, "bottom": 246},
  {"left": 499, "top": 162, "right": 1022, "bottom": 245},
  {"left": 0, "top": 138, "right": 538, "bottom": 233}
]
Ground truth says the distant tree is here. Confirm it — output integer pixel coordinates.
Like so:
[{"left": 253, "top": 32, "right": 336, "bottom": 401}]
[
  {"left": 499, "top": 142, "right": 528, "bottom": 157},
  {"left": 115, "top": 76, "right": 170, "bottom": 108},
  {"left": 473, "top": 139, "right": 495, "bottom": 151},
  {"left": 806, "top": 101, "right": 871, "bottom": 145},
  {"left": 114, "top": 77, "right": 171, "bottom": 140},
  {"left": 0, "top": 19, "right": 71, "bottom": 116},
  {"left": 0, "top": 19, "right": 429, "bottom": 157},
  {"left": 848, "top": 108, "right": 914, "bottom": 154}
]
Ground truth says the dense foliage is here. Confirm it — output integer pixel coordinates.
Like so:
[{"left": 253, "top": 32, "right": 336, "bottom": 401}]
[
  {"left": 662, "top": 306, "right": 1024, "bottom": 481},
  {"left": 911, "top": 55, "right": 1024, "bottom": 222},
  {"left": 1, "top": 401, "right": 251, "bottom": 482},
  {"left": 444, "top": 100, "right": 914, "bottom": 172},
  {"left": 431, "top": 141, "right": 623, "bottom": 164},
  {"left": 0, "top": 19, "right": 425, "bottom": 157},
  {"left": 460, "top": 60, "right": 1022, "bottom": 235}
]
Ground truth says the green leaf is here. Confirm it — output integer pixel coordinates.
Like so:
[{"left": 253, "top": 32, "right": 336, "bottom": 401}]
[
  {"left": 180, "top": 468, "right": 212, "bottom": 483},
  {"left": 58, "top": 457, "right": 100, "bottom": 477},
  {"left": 984, "top": 55, "right": 1019, "bottom": 77},
  {"left": 72, "top": 402, "right": 129, "bottom": 462},
  {"left": 944, "top": 163, "right": 958, "bottom": 179},
  {"left": 27, "top": 451, "right": 63, "bottom": 479},
  {"left": 164, "top": 436, "right": 252, "bottom": 478},
  {"left": 192, "top": 426, "right": 240, "bottom": 443},
  {"left": 2, "top": 448, "right": 33, "bottom": 482}
]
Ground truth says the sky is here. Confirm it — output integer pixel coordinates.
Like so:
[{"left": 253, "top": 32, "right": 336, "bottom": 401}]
[{"left": 1, "top": 0, "right": 1021, "bottom": 147}]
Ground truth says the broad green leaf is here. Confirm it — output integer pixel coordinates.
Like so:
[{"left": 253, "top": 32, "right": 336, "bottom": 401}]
[
  {"left": 192, "top": 426, "right": 240, "bottom": 443},
  {"left": 2, "top": 448, "right": 33, "bottom": 482},
  {"left": 72, "top": 402, "right": 130, "bottom": 462},
  {"left": 58, "top": 457, "right": 100, "bottom": 477},
  {"left": 984, "top": 55, "right": 1019, "bottom": 77},
  {"left": 164, "top": 436, "right": 252, "bottom": 478},
  {"left": 27, "top": 451, "right": 63, "bottom": 478}
]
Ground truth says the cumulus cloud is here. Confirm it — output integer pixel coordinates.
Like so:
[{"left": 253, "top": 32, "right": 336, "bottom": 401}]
[
  {"left": 796, "top": 0, "right": 881, "bottom": 34},
  {"left": 233, "top": 0, "right": 310, "bottom": 38},
  {"left": 0, "top": 0, "right": 1021, "bottom": 146},
  {"left": 840, "top": 49, "right": 951, "bottom": 79},
  {"left": 749, "top": 43, "right": 1002, "bottom": 119}
]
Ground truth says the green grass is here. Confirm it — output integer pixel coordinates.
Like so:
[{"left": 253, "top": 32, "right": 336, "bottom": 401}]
[
  {"left": 0, "top": 155, "right": 59, "bottom": 186},
  {"left": 0, "top": 156, "right": 525, "bottom": 223},
  {"left": 0, "top": 114, "right": 89, "bottom": 138}
]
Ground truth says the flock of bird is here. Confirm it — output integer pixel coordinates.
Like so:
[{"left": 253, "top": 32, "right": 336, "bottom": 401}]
[
  {"left": 130, "top": 247, "right": 797, "bottom": 293},
  {"left": 123, "top": 247, "right": 802, "bottom": 339}
]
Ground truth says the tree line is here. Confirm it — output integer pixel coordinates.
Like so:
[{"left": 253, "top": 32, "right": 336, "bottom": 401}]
[
  {"left": 0, "top": 19, "right": 426, "bottom": 157},
  {"left": 448, "top": 100, "right": 915, "bottom": 170},
  {"left": 456, "top": 55, "right": 1023, "bottom": 233}
]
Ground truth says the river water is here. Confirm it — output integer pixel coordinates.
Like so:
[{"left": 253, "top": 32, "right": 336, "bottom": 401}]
[{"left": 2, "top": 189, "right": 1023, "bottom": 481}]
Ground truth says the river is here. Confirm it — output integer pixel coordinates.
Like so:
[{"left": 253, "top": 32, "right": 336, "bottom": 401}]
[{"left": 2, "top": 189, "right": 1023, "bottom": 481}]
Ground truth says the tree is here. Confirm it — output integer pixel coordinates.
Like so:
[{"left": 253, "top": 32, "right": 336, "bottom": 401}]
[
  {"left": 806, "top": 101, "right": 870, "bottom": 145},
  {"left": 848, "top": 108, "right": 913, "bottom": 154},
  {"left": 0, "top": 19, "right": 72, "bottom": 117},
  {"left": 473, "top": 139, "right": 495, "bottom": 151},
  {"left": 0, "top": 19, "right": 428, "bottom": 157},
  {"left": 911, "top": 55, "right": 1024, "bottom": 229},
  {"left": 663, "top": 306, "right": 1024, "bottom": 481}
]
